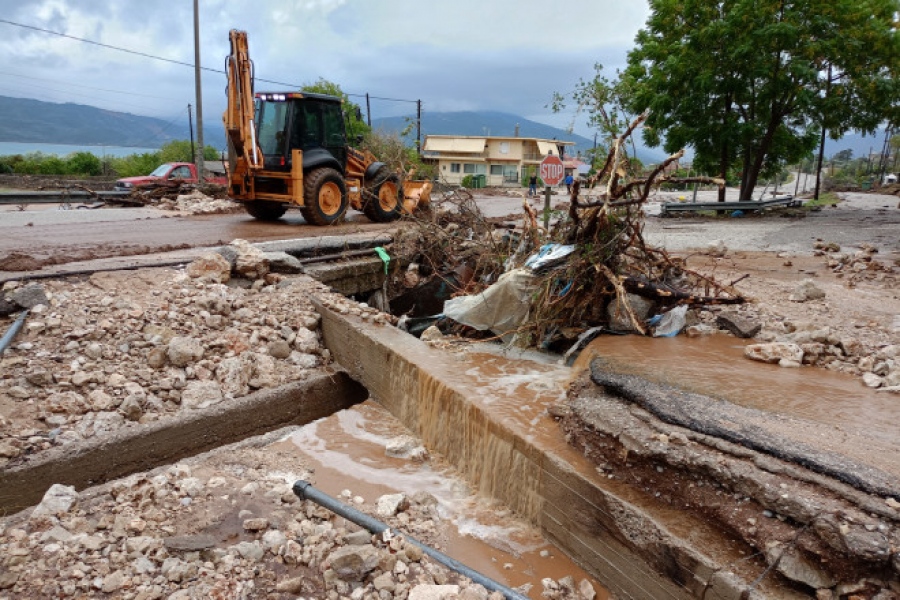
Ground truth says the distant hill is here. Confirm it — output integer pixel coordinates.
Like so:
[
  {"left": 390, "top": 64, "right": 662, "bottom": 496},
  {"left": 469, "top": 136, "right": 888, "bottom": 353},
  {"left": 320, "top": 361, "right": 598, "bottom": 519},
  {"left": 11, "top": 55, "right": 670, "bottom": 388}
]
[
  {"left": 0, "top": 96, "right": 226, "bottom": 150},
  {"left": 3, "top": 95, "right": 885, "bottom": 164}
]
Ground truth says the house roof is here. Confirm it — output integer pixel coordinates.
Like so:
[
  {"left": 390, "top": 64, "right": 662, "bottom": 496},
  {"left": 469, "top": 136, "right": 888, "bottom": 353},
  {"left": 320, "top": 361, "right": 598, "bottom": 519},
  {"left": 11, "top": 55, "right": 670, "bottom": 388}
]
[{"left": 423, "top": 137, "right": 486, "bottom": 153}]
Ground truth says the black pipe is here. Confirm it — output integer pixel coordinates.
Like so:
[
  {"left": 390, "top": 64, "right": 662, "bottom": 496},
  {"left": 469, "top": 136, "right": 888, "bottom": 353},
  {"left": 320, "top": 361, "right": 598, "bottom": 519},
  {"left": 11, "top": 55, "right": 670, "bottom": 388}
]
[
  {"left": 0, "top": 309, "right": 29, "bottom": 355},
  {"left": 292, "top": 481, "right": 530, "bottom": 600}
]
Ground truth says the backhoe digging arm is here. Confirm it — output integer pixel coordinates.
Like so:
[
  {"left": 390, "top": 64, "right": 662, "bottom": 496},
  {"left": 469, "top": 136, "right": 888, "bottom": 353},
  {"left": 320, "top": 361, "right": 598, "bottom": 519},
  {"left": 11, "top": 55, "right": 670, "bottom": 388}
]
[{"left": 224, "top": 29, "right": 262, "bottom": 175}]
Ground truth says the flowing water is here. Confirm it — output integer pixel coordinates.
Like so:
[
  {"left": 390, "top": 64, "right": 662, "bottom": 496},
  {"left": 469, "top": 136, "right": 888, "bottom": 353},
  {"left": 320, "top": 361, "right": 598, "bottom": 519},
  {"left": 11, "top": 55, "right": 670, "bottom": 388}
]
[
  {"left": 279, "top": 399, "right": 609, "bottom": 597},
  {"left": 574, "top": 333, "right": 900, "bottom": 449}
]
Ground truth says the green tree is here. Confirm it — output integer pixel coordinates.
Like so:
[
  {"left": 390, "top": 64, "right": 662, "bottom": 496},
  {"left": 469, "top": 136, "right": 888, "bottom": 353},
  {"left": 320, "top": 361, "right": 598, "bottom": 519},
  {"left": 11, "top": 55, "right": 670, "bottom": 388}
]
[
  {"left": 158, "top": 140, "right": 221, "bottom": 164},
  {"left": 831, "top": 149, "right": 854, "bottom": 163},
  {"left": 549, "top": 63, "right": 643, "bottom": 174},
  {"left": 108, "top": 152, "right": 162, "bottom": 177},
  {"left": 301, "top": 78, "right": 371, "bottom": 145},
  {"left": 65, "top": 152, "right": 102, "bottom": 176},
  {"left": 622, "top": 0, "right": 899, "bottom": 201}
]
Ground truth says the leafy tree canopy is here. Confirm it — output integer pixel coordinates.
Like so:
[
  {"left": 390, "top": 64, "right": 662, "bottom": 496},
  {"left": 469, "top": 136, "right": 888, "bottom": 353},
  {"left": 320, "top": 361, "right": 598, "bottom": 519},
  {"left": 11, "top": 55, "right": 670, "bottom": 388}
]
[
  {"left": 621, "top": 0, "right": 899, "bottom": 200},
  {"left": 301, "top": 78, "right": 371, "bottom": 145},
  {"left": 555, "top": 0, "right": 899, "bottom": 200}
]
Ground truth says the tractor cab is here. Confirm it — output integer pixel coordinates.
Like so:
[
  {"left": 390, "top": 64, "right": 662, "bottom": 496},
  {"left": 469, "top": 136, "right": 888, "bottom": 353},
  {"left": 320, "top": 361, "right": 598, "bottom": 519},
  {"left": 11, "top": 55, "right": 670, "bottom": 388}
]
[{"left": 254, "top": 92, "right": 348, "bottom": 173}]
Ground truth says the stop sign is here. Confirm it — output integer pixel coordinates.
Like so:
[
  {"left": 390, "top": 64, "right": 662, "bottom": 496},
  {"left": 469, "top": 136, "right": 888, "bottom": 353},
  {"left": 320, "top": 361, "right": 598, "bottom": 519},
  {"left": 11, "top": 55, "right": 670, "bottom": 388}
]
[{"left": 539, "top": 154, "right": 564, "bottom": 186}]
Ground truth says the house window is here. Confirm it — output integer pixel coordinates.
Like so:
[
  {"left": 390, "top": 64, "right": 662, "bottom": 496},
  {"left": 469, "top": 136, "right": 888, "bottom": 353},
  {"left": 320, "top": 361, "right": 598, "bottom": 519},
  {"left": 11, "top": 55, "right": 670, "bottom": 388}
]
[
  {"left": 499, "top": 142, "right": 510, "bottom": 154},
  {"left": 489, "top": 165, "right": 504, "bottom": 175},
  {"left": 450, "top": 163, "right": 461, "bottom": 173},
  {"left": 463, "top": 163, "right": 486, "bottom": 174}
]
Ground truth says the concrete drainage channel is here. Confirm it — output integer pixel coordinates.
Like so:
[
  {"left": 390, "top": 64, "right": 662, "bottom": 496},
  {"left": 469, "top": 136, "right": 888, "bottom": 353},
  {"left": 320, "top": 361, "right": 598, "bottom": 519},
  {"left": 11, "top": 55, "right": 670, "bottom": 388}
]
[
  {"left": 315, "top": 301, "right": 803, "bottom": 600},
  {"left": 0, "top": 235, "right": 797, "bottom": 599},
  {"left": 0, "top": 373, "right": 366, "bottom": 514}
]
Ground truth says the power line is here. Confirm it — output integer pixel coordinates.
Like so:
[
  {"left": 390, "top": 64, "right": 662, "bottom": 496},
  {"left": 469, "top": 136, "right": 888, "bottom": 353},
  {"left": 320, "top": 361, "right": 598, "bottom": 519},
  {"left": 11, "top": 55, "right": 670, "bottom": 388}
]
[
  {"left": 0, "top": 18, "right": 420, "bottom": 107},
  {"left": 0, "top": 18, "right": 220, "bottom": 74},
  {"left": 0, "top": 70, "right": 182, "bottom": 102}
]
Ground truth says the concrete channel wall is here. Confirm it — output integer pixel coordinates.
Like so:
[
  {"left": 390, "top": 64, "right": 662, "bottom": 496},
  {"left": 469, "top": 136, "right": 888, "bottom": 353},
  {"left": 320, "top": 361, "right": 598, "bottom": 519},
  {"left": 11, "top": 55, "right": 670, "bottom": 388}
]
[
  {"left": 0, "top": 371, "right": 367, "bottom": 515},
  {"left": 316, "top": 302, "right": 772, "bottom": 600}
]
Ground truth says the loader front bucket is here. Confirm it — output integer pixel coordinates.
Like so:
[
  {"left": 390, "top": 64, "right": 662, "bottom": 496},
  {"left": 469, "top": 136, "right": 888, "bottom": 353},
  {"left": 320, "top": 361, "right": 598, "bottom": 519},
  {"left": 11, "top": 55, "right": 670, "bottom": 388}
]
[{"left": 403, "top": 180, "right": 432, "bottom": 214}]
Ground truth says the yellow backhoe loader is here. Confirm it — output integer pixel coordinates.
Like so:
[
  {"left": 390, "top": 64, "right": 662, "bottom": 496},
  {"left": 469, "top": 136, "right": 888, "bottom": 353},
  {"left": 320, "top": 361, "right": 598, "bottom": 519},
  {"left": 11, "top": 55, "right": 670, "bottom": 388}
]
[{"left": 223, "top": 29, "right": 431, "bottom": 225}]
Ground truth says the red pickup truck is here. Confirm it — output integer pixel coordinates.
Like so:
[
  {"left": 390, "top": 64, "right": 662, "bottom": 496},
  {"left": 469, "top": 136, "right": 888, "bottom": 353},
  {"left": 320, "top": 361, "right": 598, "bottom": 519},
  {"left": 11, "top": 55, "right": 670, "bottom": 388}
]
[{"left": 114, "top": 162, "right": 226, "bottom": 192}]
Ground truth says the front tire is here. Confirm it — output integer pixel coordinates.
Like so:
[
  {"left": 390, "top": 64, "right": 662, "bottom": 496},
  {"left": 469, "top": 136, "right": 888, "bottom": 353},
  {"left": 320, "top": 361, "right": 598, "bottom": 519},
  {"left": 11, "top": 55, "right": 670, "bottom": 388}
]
[
  {"left": 244, "top": 201, "right": 287, "bottom": 221},
  {"left": 363, "top": 167, "right": 403, "bottom": 223},
  {"left": 301, "top": 167, "right": 348, "bottom": 226}
]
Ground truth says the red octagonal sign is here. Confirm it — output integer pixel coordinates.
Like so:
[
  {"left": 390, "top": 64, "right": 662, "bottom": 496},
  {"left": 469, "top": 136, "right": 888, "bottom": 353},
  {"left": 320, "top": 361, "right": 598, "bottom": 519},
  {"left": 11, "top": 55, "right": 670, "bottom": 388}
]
[{"left": 539, "top": 154, "right": 564, "bottom": 186}]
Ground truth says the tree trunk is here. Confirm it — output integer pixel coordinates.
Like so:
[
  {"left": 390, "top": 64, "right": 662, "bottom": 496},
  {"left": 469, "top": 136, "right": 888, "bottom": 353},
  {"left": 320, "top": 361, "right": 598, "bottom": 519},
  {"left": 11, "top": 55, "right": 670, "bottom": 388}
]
[{"left": 718, "top": 96, "right": 732, "bottom": 203}]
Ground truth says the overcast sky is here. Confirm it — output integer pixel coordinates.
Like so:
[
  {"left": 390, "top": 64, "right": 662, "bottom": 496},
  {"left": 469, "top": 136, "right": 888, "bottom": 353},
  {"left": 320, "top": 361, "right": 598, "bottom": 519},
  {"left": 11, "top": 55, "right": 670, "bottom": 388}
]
[{"left": 0, "top": 0, "right": 650, "bottom": 142}]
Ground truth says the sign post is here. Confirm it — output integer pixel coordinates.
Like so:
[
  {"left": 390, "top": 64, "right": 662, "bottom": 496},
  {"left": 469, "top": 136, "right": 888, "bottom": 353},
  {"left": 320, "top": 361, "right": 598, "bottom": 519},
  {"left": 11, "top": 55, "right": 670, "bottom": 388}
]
[{"left": 539, "top": 154, "right": 564, "bottom": 230}]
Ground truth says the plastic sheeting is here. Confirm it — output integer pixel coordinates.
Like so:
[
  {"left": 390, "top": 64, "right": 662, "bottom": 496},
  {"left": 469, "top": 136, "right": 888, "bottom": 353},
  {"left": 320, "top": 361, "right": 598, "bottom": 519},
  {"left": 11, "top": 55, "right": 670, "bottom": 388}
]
[
  {"left": 652, "top": 305, "right": 688, "bottom": 337},
  {"left": 443, "top": 268, "right": 536, "bottom": 336},
  {"left": 524, "top": 243, "right": 575, "bottom": 273}
]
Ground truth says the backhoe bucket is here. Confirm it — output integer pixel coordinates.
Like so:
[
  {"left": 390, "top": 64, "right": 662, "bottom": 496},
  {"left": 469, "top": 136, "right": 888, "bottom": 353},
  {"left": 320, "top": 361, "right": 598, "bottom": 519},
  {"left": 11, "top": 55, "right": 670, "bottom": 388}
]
[{"left": 403, "top": 180, "right": 432, "bottom": 213}]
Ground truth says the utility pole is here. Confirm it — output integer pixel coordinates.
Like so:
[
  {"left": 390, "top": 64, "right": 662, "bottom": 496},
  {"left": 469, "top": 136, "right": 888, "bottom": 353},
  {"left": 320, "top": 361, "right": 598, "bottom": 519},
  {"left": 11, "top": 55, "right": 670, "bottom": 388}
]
[
  {"left": 365, "top": 94, "right": 371, "bottom": 127},
  {"left": 416, "top": 100, "right": 422, "bottom": 157},
  {"left": 193, "top": 0, "right": 205, "bottom": 178},
  {"left": 188, "top": 104, "right": 195, "bottom": 165}
]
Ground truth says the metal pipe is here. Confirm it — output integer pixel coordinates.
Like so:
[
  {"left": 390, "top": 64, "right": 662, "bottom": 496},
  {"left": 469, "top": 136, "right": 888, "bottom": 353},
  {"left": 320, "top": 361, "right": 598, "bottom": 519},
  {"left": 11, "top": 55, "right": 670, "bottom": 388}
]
[
  {"left": 0, "top": 309, "right": 29, "bottom": 355},
  {"left": 292, "top": 481, "right": 530, "bottom": 600}
]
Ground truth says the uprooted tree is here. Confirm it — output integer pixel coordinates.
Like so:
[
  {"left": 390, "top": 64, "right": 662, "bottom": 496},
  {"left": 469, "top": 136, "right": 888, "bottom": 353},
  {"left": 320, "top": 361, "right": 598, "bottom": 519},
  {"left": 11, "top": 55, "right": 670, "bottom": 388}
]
[{"left": 392, "top": 112, "right": 745, "bottom": 349}]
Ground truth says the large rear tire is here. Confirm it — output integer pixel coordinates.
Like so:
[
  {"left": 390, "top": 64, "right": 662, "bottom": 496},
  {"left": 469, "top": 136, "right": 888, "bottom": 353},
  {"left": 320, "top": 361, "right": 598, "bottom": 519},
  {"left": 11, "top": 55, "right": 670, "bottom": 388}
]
[
  {"left": 244, "top": 201, "right": 287, "bottom": 221},
  {"left": 301, "top": 167, "right": 348, "bottom": 226},
  {"left": 363, "top": 167, "right": 403, "bottom": 223}
]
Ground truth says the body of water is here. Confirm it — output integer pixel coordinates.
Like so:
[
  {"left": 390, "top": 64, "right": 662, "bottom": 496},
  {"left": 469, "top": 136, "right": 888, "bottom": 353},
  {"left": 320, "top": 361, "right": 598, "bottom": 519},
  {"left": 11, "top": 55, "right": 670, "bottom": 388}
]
[{"left": 0, "top": 141, "right": 159, "bottom": 158}]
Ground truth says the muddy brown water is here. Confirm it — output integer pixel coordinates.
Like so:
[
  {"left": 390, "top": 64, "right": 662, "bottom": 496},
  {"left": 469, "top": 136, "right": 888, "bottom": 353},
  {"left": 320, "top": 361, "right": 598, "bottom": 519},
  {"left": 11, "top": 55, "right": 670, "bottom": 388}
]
[
  {"left": 277, "top": 399, "right": 609, "bottom": 597},
  {"left": 574, "top": 333, "right": 900, "bottom": 478}
]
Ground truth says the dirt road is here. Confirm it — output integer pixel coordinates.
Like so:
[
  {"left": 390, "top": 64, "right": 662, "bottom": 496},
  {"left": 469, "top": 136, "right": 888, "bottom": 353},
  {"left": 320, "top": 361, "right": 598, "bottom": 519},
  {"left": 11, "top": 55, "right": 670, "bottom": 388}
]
[{"left": 0, "top": 207, "right": 391, "bottom": 273}]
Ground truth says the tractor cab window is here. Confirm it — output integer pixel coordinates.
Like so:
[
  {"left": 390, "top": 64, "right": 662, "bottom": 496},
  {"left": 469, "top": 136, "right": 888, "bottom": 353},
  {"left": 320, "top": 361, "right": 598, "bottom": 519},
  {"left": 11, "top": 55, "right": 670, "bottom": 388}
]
[
  {"left": 290, "top": 102, "right": 322, "bottom": 150},
  {"left": 256, "top": 100, "right": 289, "bottom": 158},
  {"left": 321, "top": 102, "right": 345, "bottom": 147}
]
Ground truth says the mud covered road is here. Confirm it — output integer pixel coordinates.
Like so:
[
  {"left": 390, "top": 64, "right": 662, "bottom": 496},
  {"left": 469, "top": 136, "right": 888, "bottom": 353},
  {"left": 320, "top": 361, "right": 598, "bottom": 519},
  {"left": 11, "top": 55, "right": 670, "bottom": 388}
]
[{"left": 0, "top": 207, "right": 391, "bottom": 273}]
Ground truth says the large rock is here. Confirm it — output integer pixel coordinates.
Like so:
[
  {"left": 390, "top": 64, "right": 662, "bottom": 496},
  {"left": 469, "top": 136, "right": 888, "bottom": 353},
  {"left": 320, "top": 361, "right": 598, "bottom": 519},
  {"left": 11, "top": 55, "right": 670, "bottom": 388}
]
[
  {"left": 186, "top": 253, "right": 232, "bottom": 283},
  {"left": 376, "top": 493, "right": 409, "bottom": 517},
  {"left": 408, "top": 585, "right": 461, "bottom": 600},
  {"left": 46, "top": 391, "right": 91, "bottom": 415},
  {"left": 607, "top": 294, "right": 654, "bottom": 331},
  {"left": 230, "top": 239, "right": 269, "bottom": 279},
  {"left": 293, "top": 327, "right": 320, "bottom": 353},
  {"left": 180, "top": 380, "right": 224, "bottom": 409},
  {"left": 765, "top": 542, "right": 835, "bottom": 589},
  {"left": 216, "top": 356, "right": 251, "bottom": 397},
  {"left": 167, "top": 336, "right": 204, "bottom": 367},
  {"left": 8, "top": 284, "right": 48, "bottom": 309},
  {"left": 31, "top": 484, "right": 78, "bottom": 518},
  {"left": 385, "top": 435, "right": 429, "bottom": 461},
  {"left": 716, "top": 312, "right": 762, "bottom": 338},
  {"left": 263, "top": 251, "right": 305, "bottom": 274},
  {"left": 789, "top": 279, "right": 826, "bottom": 302},
  {"left": 744, "top": 342, "right": 804, "bottom": 367},
  {"left": 327, "top": 544, "right": 382, "bottom": 582}
]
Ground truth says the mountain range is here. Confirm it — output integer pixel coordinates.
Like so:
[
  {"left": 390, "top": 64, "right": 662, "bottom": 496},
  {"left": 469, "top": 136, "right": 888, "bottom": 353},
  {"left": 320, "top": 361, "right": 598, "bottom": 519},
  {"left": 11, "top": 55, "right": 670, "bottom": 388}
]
[{"left": 0, "top": 95, "right": 888, "bottom": 164}]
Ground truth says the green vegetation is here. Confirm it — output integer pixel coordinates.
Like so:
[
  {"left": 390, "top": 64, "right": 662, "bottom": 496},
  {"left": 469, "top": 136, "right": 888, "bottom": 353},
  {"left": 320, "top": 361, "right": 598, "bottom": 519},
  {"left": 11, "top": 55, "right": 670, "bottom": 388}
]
[
  {"left": 804, "top": 191, "right": 841, "bottom": 209},
  {"left": 554, "top": 0, "right": 899, "bottom": 202},
  {"left": 361, "top": 129, "right": 436, "bottom": 181},
  {"left": 301, "top": 78, "right": 370, "bottom": 145},
  {"left": 0, "top": 140, "right": 221, "bottom": 178}
]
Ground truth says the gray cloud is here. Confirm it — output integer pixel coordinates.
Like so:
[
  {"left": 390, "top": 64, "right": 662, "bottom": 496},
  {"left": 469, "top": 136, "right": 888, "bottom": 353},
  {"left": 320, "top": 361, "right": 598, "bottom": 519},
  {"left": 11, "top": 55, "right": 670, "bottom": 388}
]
[{"left": 0, "top": 0, "right": 649, "bottom": 140}]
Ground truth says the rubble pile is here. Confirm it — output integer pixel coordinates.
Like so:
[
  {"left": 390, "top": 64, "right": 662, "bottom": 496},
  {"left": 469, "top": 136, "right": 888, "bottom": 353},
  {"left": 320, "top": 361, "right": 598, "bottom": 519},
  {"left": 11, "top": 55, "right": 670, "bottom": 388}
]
[
  {"left": 0, "top": 245, "right": 337, "bottom": 465},
  {"left": 394, "top": 114, "right": 740, "bottom": 349},
  {"left": 815, "top": 241, "right": 899, "bottom": 287},
  {"left": 0, "top": 441, "right": 587, "bottom": 599},
  {"left": 158, "top": 189, "right": 241, "bottom": 215}
]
